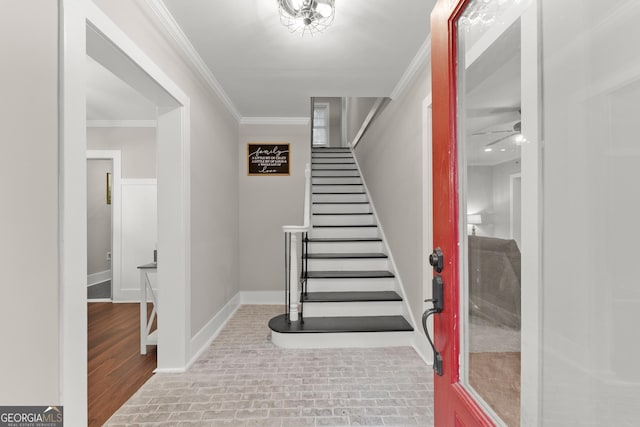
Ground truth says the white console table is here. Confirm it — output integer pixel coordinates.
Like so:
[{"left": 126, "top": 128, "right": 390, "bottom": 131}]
[{"left": 137, "top": 262, "right": 157, "bottom": 355}]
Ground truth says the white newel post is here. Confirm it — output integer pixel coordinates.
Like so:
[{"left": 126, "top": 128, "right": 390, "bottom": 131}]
[
  {"left": 289, "top": 232, "right": 299, "bottom": 321},
  {"left": 282, "top": 163, "right": 310, "bottom": 323}
]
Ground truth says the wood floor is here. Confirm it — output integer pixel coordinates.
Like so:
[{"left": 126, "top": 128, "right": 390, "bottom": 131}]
[{"left": 88, "top": 302, "right": 157, "bottom": 427}]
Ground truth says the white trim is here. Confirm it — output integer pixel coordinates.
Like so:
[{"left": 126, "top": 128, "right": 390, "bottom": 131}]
[
  {"left": 391, "top": 35, "right": 431, "bottom": 100},
  {"left": 179, "top": 291, "right": 283, "bottom": 373},
  {"left": 181, "top": 293, "right": 243, "bottom": 373},
  {"left": 421, "top": 94, "right": 434, "bottom": 365},
  {"left": 239, "top": 291, "right": 282, "bottom": 305},
  {"left": 87, "top": 149, "right": 121, "bottom": 301},
  {"left": 87, "top": 298, "right": 112, "bottom": 303},
  {"left": 59, "top": 1, "right": 89, "bottom": 423},
  {"left": 351, "top": 98, "right": 385, "bottom": 149},
  {"left": 142, "top": 0, "right": 241, "bottom": 122},
  {"left": 509, "top": 173, "right": 522, "bottom": 242},
  {"left": 520, "top": 2, "right": 541, "bottom": 425},
  {"left": 350, "top": 151, "right": 418, "bottom": 332},
  {"left": 87, "top": 270, "right": 111, "bottom": 286},
  {"left": 240, "top": 117, "right": 310, "bottom": 126},
  {"left": 116, "top": 178, "right": 156, "bottom": 303},
  {"left": 87, "top": 119, "right": 157, "bottom": 128}
]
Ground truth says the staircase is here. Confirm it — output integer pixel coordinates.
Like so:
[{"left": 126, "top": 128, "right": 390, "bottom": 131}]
[{"left": 269, "top": 146, "right": 414, "bottom": 348}]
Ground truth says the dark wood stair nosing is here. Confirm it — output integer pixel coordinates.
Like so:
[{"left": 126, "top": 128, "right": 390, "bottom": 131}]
[
  {"left": 307, "top": 237, "right": 383, "bottom": 242},
  {"left": 313, "top": 224, "right": 378, "bottom": 228},
  {"left": 302, "top": 290, "right": 401, "bottom": 303},
  {"left": 313, "top": 212, "right": 373, "bottom": 216},
  {"left": 313, "top": 203, "right": 370, "bottom": 207},
  {"left": 307, "top": 252, "right": 388, "bottom": 259},
  {"left": 306, "top": 270, "right": 395, "bottom": 279},
  {"left": 268, "top": 314, "right": 413, "bottom": 334}
]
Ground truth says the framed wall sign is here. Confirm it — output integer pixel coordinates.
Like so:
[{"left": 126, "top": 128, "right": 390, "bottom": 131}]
[{"left": 247, "top": 143, "right": 290, "bottom": 176}]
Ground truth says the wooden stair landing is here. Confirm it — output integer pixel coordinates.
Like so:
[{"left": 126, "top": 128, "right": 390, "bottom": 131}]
[{"left": 269, "top": 314, "right": 413, "bottom": 334}]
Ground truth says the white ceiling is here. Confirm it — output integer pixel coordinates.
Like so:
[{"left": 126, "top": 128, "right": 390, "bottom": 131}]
[{"left": 157, "top": 0, "right": 432, "bottom": 118}]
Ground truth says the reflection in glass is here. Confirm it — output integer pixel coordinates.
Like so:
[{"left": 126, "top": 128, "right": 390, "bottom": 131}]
[{"left": 457, "top": 2, "right": 523, "bottom": 425}]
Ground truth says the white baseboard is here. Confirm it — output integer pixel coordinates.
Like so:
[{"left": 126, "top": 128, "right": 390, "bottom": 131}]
[
  {"left": 184, "top": 292, "right": 242, "bottom": 371},
  {"left": 412, "top": 330, "right": 434, "bottom": 366},
  {"left": 154, "top": 290, "right": 286, "bottom": 373},
  {"left": 239, "top": 290, "right": 282, "bottom": 305},
  {"left": 87, "top": 270, "right": 111, "bottom": 286},
  {"left": 113, "top": 288, "right": 156, "bottom": 303}
]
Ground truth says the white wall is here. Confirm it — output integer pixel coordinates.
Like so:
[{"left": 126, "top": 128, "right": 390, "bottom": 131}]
[
  {"left": 0, "top": 0, "right": 60, "bottom": 404},
  {"left": 87, "top": 159, "right": 113, "bottom": 276},
  {"left": 541, "top": 1, "right": 640, "bottom": 425},
  {"left": 92, "top": 0, "right": 240, "bottom": 337},
  {"left": 491, "top": 159, "right": 520, "bottom": 240},
  {"left": 87, "top": 127, "right": 156, "bottom": 178},
  {"left": 467, "top": 160, "right": 521, "bottom": 239},
  {"left": 353, "top": 60, "right": 430, "bottom": 327},
  {"left": 467, "top": 165, "right": 493, "bottom": 236},
  {"left": 238, "top": 124, "right": 310, "bottom": 292}
]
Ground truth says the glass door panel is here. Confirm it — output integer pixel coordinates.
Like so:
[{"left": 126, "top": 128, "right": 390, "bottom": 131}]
[{"left": 456, "top": 1, "right": 530, "bottom": 425}]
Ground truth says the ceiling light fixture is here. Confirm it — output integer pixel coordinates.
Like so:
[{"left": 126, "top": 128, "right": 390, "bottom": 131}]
[{"left": 278, "top": 0, "right": 335, "bottom": 36}]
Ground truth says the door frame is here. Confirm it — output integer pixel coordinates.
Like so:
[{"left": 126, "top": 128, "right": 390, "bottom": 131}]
[
  {"left": 87, "top": 150, "right": 122, "bottom": 301},
  {"left": 60, "top": 1, "right": 191, "bottom": 424}
]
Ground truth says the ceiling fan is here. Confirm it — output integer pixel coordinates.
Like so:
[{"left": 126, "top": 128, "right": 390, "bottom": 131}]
[{"left": 472, "top": 120, "right": 522, "bottom": 146}]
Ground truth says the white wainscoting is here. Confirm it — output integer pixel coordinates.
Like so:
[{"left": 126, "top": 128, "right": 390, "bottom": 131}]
[{"left": 116, "top": 179, "right": 157, "bottom": 302}]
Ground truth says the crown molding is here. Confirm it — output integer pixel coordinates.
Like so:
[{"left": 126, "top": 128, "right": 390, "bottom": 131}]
[
  {"left": 390, "top": 35, "right": 431, "bottom": 100},
  {"left": 239, "top": 117, "right": 310, "bottom": 126},
  {"left": 143, "top": 0, "right": 242, "bottom": 122},
  {"left": 86, "top": 119, "right": 157, "bottom": 128}
]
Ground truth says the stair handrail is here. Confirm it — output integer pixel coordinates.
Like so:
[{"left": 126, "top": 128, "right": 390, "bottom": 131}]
[{"left": 282, "top": 163, "right": 311, "bottom": 322}]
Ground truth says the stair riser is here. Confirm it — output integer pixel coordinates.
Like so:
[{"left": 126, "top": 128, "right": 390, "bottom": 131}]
[
  {"left": 313, "top": 163, "right": 359, "bottom": 170},
  {"left": 313, "top": 170, "right": 360, "bottom": 177},
  {"left": 271, "top": 330, "right": 413, "bottom": 349},
  {"left": 310, "top": 227, "right": 379, "bottom": 239},
  {"left": 312, "top": 152, "right": 353, "bottom": 158},
  {"left": 307, "top": 258, "right": 389, "bottom": 271},
  {"left": 312, "top": 203, "right": 371, "bottom": 214},
  {"left": 313, "top": 184, "right": 364, "bottom": 193},
  {"left": 307, "top": 241, "right": 384, "bottom": 253},
  {"left": 312, "top": 193, "right": 368, "bottom": 203},
  {"left": 312, "top": 215, "right": 374, "bottom": 226},
  {"left": 303, "top": 301, "right": 404, "bottom": 317},
  {"left": 305, "top": 277, "right": 397, "bottom": 292},
  {"left": 312, "top": 177, "right": 362, "bottom": 185},
  {"left": 312, "top": 158, "right": 355, "bottom": 164}
]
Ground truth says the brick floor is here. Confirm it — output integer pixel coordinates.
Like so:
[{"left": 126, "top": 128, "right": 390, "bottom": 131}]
[{"left": 105, "top": 305, "right": 434, "bottom": 427}]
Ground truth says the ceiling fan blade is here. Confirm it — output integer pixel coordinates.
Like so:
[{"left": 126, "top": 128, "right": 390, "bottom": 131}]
[
  {"left": 472, "top": 129, "right": 514, "bottom": 136},
  {"left": 485, "top": 132, "right": 516, "bottom": 147},
  {"left": 466, "top": 106, "right": 521, "bottom": 118}
]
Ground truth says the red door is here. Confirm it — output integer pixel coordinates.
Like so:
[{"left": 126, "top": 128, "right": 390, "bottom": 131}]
[{"left": 431, "top": 0, "right": 496, "bottom": 425}]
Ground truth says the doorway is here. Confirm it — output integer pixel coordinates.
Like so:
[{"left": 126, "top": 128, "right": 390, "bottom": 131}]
[
  {"left": 60, "top": 3, "right": 192, "bottom": 423},
  {"left": 86, "top": 158, "right": 113, "bottom": 300}
]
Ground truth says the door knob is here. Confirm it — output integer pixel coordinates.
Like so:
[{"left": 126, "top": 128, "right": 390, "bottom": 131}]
[{"left": 429, "top": 247, "right": 444, "bottom": 273}]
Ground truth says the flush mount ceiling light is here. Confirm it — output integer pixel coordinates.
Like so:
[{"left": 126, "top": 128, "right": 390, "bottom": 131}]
[{"left": 278, "top": 0, "right": 335, "bottom": 36}]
